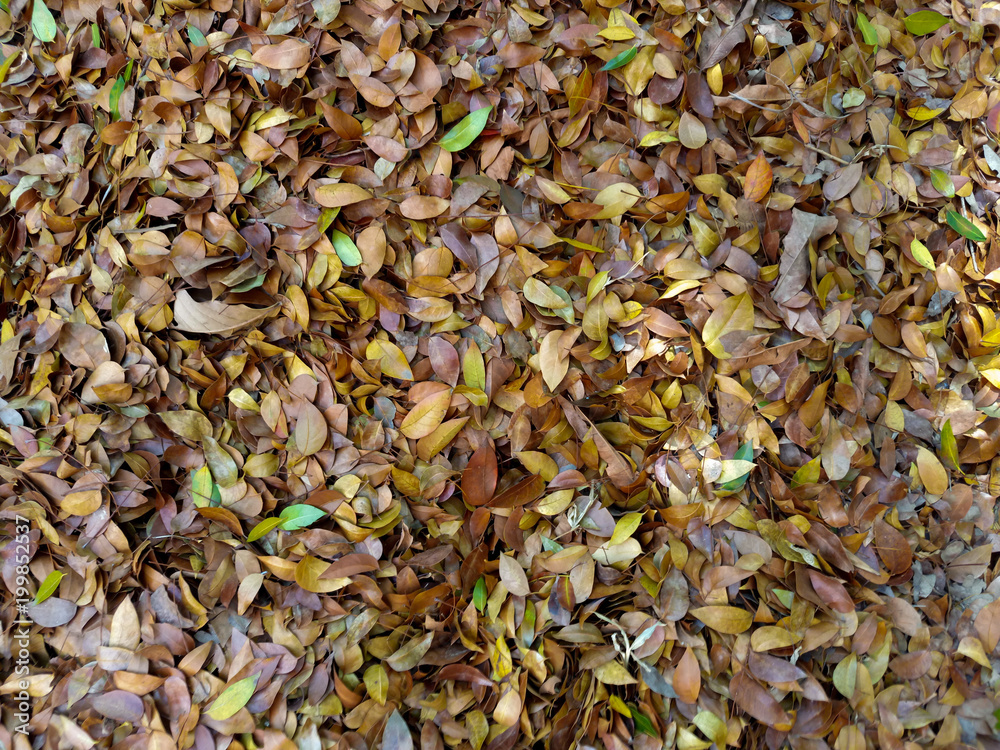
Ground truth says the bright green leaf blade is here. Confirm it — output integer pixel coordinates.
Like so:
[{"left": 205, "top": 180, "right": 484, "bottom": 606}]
[
  {"left": 110, "top": 76, "right": 125, "bottom": 121},
  {"left": 34, "top": 570, "right": 64, "bottom": 604},
  {"left": 32, "top": 1, "right": 58, "bottom": 42},
  {"left": 207, "top": 674, "right": 259, "bottom": 720},
  {"left": 600, "top": 45, "right": 637, "bottom": 71},
  {"left": 439, "top": 106, "right": 492, "bottom": 152},
  {"left": 248, "top": 516, "right": 284, "bottom": 542},
  {"left": 331, "top": 229, "right": 363, "bottom": 265},
  {"left": 946, "top": 210, "right": 987, "bottom": 242},
  {"left": 630, "top": 705, "right": 658, "bottom": 738},
  {"left": 91, "top": 23, "right": 101, "bottom": 48},
  {"left": 930, "top": 169, "right": 955, "bottom": 197},
  {"left": 856, "top": 13, "right": 878, "bottom": 48},
  {"left": 904, "top": 10, "right": 948, "bottom": 35},
  {"left": 278, "top": 504, "right": 326, "bottom": 531},
  {"left": 473, "top": 576, "right": 487, "bottom": 611}
]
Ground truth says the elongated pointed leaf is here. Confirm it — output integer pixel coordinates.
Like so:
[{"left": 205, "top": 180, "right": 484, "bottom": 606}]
[
  {"left": 34, "top": 570, "right": 64, "bottom": 604},
  {"left": 439, "top": 106, "right": 492, "bottom": 152},
  {"left": 31, "top": 1, "right": 57, "bottom": 42},
  {"left": 946, "top": 210, "right": 986, "bottom": 242},
  {"left": 278, "top": 504, "right": 326, "bottom": 531},
  {"left": 904, "top": 10, "right": 948, "bottom": 35},
  {"left": 248, "top": 516, "right": 284, "bottom": 542},
  {"left": 600, "top": 45, "right": 637, "bottom": 71},
  {"left": 207, "top": 674, "right": 259, "bottom": 720}
]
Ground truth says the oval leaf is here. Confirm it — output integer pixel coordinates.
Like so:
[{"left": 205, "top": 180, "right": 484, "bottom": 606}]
[
  {"left": 946, "top": 210, "right": 987, "bottom": 242},
  {"left": 34, "top": 570, "right": 64, "bottom": 604},
  {"left": 904, "top": 10, "right": 948, "bottom": 35},
  {"left": 279, "top": 504, "right": 327, "bottom": 531},
  {"left": 207, "top": 674, "right": 259, "bottom": 720},
  {"left": 248, "top": 516, "right": 284, "bottom": 543},
  {"left": 439, "top": 106, "right": 492, "bottom": 152}
]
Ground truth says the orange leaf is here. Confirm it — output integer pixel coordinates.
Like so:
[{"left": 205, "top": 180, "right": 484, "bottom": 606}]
[{"left": 743, "top": 152, "right": 772, "bottom": 203}]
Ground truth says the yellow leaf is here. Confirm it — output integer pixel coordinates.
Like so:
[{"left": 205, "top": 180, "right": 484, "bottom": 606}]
[
  {"left": 701, "top": 293, "right": 753, "bottom": 359},
  {"left": 592, "top": 183, "right": 642, "bottom": 220},
  {"left": 367, "top": 339, "right": 413, "bottom": 380},
  {"left": 314, "top": 182, "right": 374, "bottom": 207},
  {"left": 363, "top": 664, "right": 389, "bottom": 706},
  {"left": 400, "top": 389, "right": 451, "bottom": 439},
  {"left": 516, "top": 451, "right": 558, "bottom": 480},
  {"left": 916, "top": 447, "right": 948, "bottom": 495},
  {"left": 689, "top": 606, "right": 753, "bottom": 634},
  {"left": 608, "top": 512, "right": 642, "bottom": 546},
  {"left": 416, "top": 417, "right": 469, "bottom": 461},
  {"left": 598, "top": 26, "right": 635, "bottom": 40},
  {"left": 463, "top": 345, "right": 486, "bottom": 390},
  {"left": 523, "top": 278, "right": 568, "bottom": 309},
  {"left": 62, "top": 490, "right": 102, "bottom": 516},
  {"left": 539, "top": 329, "right": 570, "bottom": 391},
  {"left": 906, "top": 106, "right": 945, "bottom": 121},
  {"left": 207, "top": 674, "right": 259, "bottom": 720},
  {"left": 910, "top": 239, "right": 935, "bottom": 271},
  {"left": 638, "top": 131, "right": 678, "bottom": 148},
  {"left": 594, "top": 660, "right": 637, "bottom": 685}
]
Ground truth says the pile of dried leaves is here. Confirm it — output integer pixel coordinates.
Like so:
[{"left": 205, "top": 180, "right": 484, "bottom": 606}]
[{"left": 3, "top": 0, "right": 1000, "bottom": 746}]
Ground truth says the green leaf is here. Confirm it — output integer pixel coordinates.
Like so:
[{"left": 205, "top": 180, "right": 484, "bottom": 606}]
[
  {"left": 191, "top": 465, "right": 217, "bottom": 508},
  {"left": 31, "top": 1, "right": 57, "bottom": 42},
  {"left": 941, "top": 419, "right": 961, "bottom": 471},
  {"left": 910, "top": 239, "right": 935, "bottom": 271},
  {"left": 629, "top": 705, "right": 658, "bottom": 738},
  {"left": 318, "top": 207, "right": 340, "bottom": 233},
  {"left": 904, "top": 10, "right": 948, "bottom": 35},
  {"left": 718, "top": 443, "right": 754, "bottom": 491},
  {"left": 188, "top": 23, "right": 208, "bottom": 46},
  {"left": 439, "top": 106, "right": 492, "bottom": 152},
  {"left": 856, "top": 12, "right": 878, "bottom": 48},
  {"left": 791, "top": 456, "right": 822, "bottom": 487},
  {"left": 330, "top": 229, "right": 363, "bottom": 265},
  {"left": 363, "top": 664, "right": 388, "bottom": 706},
  {"left": 248, "top": 516, "right": 284, "bottom": 543},
  {"left": 842, "top": 87, "right": 866, "bottom": 109},
  {"left": 230, "top": 273, "right": 265, "bottom": 293},
  {"left": 278, "top": 504, "right": 326, "bottom": 531},
  {"left": 207, "top": 674, "right": 259, "bottom": 720},
  {"left": 34, "top": 570, "right": 64, "bottom": 604},
  {"left": 91, "top": 23, "right": 101, "bottom": 48},
  {"left": 946, "top": 210, "right": 987, "bottom": 242},
  {"left": 833, "top": 653, "right": 857, "bottom": 699},
  {"left": 0, "top": 51, "right": 19, "bottom": 87},
  {"left": 930, "top": 169, "right": 955, "bottom": 197},
  {"left": 110, "top": 76, "right": 125, "bottom": 121},
  {"left": 600, "top": 45, "right": 637, "bottom": 71},
  {"left": 473, "top": 576, "right": 487, "bottom": 612}
]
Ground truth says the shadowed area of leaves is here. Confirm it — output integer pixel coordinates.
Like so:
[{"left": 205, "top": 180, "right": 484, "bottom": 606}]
[{"left": 1, "top": 0, "right": 1000, "bottom": 748}]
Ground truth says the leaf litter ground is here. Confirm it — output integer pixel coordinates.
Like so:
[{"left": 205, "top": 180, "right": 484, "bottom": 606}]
[{"left": 2, "top": 0, "right": 1000, "bottom": 748}]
